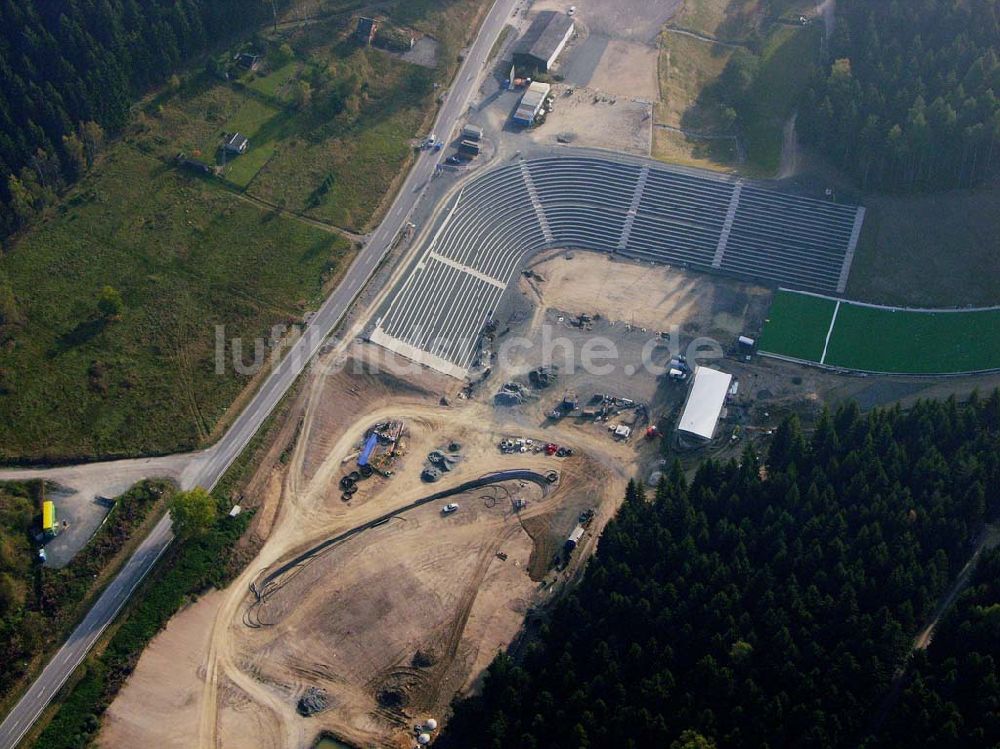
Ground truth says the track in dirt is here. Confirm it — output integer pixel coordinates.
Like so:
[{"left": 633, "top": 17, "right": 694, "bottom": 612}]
[{"left": 245, "top": 469, "right": 558, "bottom": 625}]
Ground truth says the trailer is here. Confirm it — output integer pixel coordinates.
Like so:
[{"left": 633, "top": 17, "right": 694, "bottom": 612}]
[
  {"left": 461, "top": 124, "right": 484, "bottom": 141},
  {"left": 459, "top": 139, "right": 482, "bottom": 155},
  {"left": 42, "top": 500, "right": 58, "bottom": 538},
  {"left": 565, "top": 524, "right": 585, "bottom": 551}
]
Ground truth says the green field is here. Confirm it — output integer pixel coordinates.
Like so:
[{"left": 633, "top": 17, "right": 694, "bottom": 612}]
[
  {"left": 0, "top": 0, "right": 492, "bottom": 462},
  {"left": 653, "top": 0, "right": 821, "bottom": 174},
  {"left": 826, "top": 304, "right": 1000, "bottom": 373},
  {"left": 0, "top": 150, "right": 351, "bottom": 461},
  {"left": 760, "top": 290, "right": 1000, "bottom": 373},
  {"left": 758, "top": 290, "right": 836, "bottom": 361},
  {"left": 742, "top": 24, "right": 821, "bottom": 173},
  {"left": 847, "top": 187, "right": 1000, "bottom": 308}
]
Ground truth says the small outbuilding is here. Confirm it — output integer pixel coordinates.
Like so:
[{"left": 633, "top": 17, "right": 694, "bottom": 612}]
[
  {"left": 513, "top": 11, "right": 574, "bottom": 72},
  {"left": 355, "top": 16, "right": 378, "bottom": 45},
  {"left": 223, "top": 132, "right": 249, "bottom": 155},
  {"left": 42, "top": 500, "right": 58, "bottom": 538},
  {"left": 677, "top": 366, "right": 733, "bottom": 442},
  {"left": 236, "top": 52, "right": 261, "bottom": 71}
]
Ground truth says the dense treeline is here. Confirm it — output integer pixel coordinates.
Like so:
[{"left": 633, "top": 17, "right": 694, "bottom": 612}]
[
  {"left": 441, "top": 394, "right": 1000, "bottom": 748},
  {"left": 877, "top": 545, "right": 1000, "bottom": 747},
  {"left": 799, "top": 0, "right": 1000, "bottom": 191},
  {"left": 0, "top": 0, "right": 281, "bottom": 239},
  {"left": 0, "top": 481, "right": 38, "bottom": 696}
]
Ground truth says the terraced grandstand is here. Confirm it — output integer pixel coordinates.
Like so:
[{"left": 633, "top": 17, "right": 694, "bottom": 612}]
[{"left": 371, "top": 155, "right": 866, "bottom": 376}]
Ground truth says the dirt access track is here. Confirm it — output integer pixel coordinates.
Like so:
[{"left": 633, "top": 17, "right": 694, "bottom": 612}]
[{"left": 100, "top": 345, "right": 630, "bottom": 749}]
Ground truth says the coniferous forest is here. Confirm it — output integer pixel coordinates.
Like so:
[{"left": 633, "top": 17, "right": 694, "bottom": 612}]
[
  {"left": 0, "top": 0, "right": 281, "bottom": 239},
  {"left": 440, "top": 395, "right": 1000, "bottom": 748},
  {"left": 878, "top": 545, "right": 1000, "bottom": 747},
  {"left": 799, "top": 0, "right": 1000, "bottom": 191}
]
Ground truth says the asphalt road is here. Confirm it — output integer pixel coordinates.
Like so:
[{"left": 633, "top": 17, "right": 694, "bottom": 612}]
[{"left": 0, "top": 1, "right": 520, "bottom": 745}]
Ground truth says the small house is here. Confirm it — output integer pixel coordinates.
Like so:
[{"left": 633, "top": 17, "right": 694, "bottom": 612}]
[
  {"left": 236, "top": 52, "right": 261, "bottom": 71},
  {"left": 223, "top": 132, "right": 249, "bottom": 155},
  {"left": 355, "top": 17, "right": 378, "bottom": 45}
]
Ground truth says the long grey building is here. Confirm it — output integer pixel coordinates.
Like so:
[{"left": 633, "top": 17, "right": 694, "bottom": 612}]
[{"left": 513, "top": 11, "right": 574, "bottom": 72}]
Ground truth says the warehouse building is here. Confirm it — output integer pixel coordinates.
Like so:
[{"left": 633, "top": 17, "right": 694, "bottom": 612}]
[
  {"left": 512, "top": 11, "right": 574, "bottom": 72},
  {"left": 513, "top": 81, "right": 551, "bottom": 126},
  {"left": 676, "top": 366, "right": 733, "bottom": 442}
]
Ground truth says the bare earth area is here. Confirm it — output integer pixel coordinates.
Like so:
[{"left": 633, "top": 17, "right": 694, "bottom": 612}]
[
  {"left": 99, "top": 333, "right": 630, "bottom": 749},
  {"left": 527, "top": 83, "right": 653, "bottom": 156},
  {"left": 98, "top": 248, "right": 1000, "bottom": 749},
  {"left": 525, "top": 250, "right": 770, "bottom": 335},
  {"left": 100, "top": 590, "right": 224, "bottom": 749},
  {"left": 532, "top": 0, "right": 681, "bottom": 42},
  {"left": 586, "top": 40, "right": 660, "bottom": 101}
]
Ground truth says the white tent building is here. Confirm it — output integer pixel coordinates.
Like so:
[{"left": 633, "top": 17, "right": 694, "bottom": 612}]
[{"left": 676, "top": 366, "right": 733, "bottom": 441}]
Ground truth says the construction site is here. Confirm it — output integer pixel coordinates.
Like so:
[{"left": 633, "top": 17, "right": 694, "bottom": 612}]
[
  {"left": 95, "top": 248, "right": 764, "bottom": 748},
  {"left": 93, "top": 235, "right": 995, "bottom": 749}
]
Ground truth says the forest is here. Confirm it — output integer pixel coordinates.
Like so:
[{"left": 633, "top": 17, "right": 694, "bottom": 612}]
[
  {"left": 0, "top": 0, "right": 282, "bottom": 240},
  {"left": 876, "top": 544, "right": 1000, "bottom": 747},
  {"left": 799, "top": 0, "right": 1000, "bottom": 191},
  {"left": 441, "top": 395, "right": 1000, "bottom": 748}
]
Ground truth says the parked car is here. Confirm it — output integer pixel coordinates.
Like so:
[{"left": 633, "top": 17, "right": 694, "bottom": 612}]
[
  {"left": 442, "top": 503, "right": 460, "bottom": 514},
  {"left": 446, "top": 155, "right": 462, "bottom": 165}
]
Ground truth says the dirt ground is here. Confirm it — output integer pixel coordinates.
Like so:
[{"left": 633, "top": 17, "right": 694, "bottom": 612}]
[
  {"left": 531, "top": 0, "right": 682, "bottom": 42},
  {"left": 97, "top": 243, "right": 1000, "bottom": 749},
  {"left": 100, "top": 590, "right": 225, "bottom": 749},
  {"left": 99, "top": 333, "right": 630, "bottom": 749},
  {"left": 527, "top": 83, "right": 652, "bottom": 155},
  {"left": 585, "top": 39, "right": 660, "bottom": 100},
  {"left": 524, "top": 250, "right": 770, "bottom": 335}
]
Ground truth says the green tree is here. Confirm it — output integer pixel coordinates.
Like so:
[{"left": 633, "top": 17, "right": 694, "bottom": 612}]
[
  {"left": 7, "top": 174, "right": 36, "bottom": 227},
  {"left": 169, "top": 487, "right": 217, "bottom": 539},
  {"left": 717, "top": 48, "right": 760, "bottom": 109},
  {"left": 0, "top": 572, "right": 22, "bottom": 617},
  {"left": 97, "top": 285, "right": 124, "bottom": 319},
  {"left": 671, "top": 730, "right": 717, "bottom": 749},
  {"left": 61, "top": 133, "right": 87, "bottom": 179},
  {"left": 273, "top": 42, "right": 294, "bottom": 66},
  {"left": 293, "top": 80, "right": 312, "bottom": 110},
  {"left": 79, "top": 121, "right": 105, "bottom": 167}
]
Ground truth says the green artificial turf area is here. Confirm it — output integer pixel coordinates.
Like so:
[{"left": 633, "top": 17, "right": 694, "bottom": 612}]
[
  {"left": 758, "top": 290, "right": 836, "bottom": 362},
  {"left": 759, "top": 290, "right": 1000, "bottom": 373},
  {"left": 825, "top": 304, "right": 1000, "bottom": 374}
]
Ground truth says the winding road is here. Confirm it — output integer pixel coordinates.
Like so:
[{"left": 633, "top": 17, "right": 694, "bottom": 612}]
[{"left": 0, "top": 0, "right": 520, "bottom": 745}]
